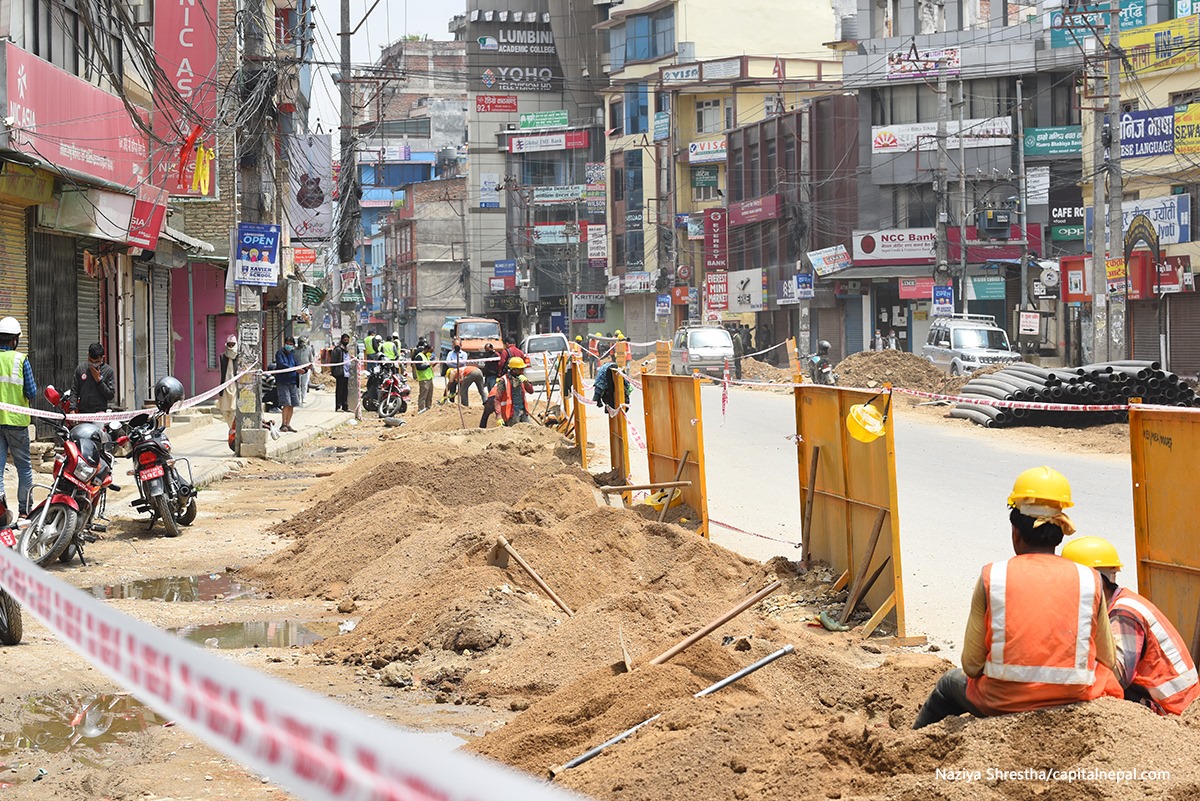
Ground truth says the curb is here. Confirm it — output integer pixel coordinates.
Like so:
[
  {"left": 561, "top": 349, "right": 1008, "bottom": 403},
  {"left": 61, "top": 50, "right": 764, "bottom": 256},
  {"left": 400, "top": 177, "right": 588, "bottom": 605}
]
[{"left": 264, "top": 414, "right": 352, "bottom": 460}]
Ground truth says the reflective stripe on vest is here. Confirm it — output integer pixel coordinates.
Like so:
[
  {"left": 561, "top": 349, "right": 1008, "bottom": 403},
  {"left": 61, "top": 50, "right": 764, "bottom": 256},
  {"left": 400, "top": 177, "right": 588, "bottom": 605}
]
[
  {"left": 985, "top": 559, "right": 1096, "bottom": 685},
  {"left": 1114, "top": 594, "right": 1200, "bottom": 703}
]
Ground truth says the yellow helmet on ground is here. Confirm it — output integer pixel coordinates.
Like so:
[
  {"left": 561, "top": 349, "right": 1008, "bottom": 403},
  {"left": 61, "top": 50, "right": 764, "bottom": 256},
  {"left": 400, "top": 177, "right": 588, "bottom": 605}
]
[
  {"left": 1007, "top": 466, "right": 1073, "bottom": 513},
  {"left": 508, "top": 357, "right": 527, "bottom": 369},
  {"left": 1062, "top": 536, "right": 1123, "bottom": 569},
  {"left": 647, "top": 488, "right": 683, "bottom": 511}
]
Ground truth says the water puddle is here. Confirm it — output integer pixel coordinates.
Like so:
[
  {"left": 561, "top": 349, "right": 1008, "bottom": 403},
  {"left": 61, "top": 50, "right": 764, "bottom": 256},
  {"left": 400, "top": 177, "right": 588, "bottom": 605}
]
[
  {"left": 171, "top": 620, "right": 342, "bottom": 648},
  {"left": 90, "top": 573, "right": 257, "bottom": 603},
  {"left": 0, "top": 693, "right": 165, "bottom": 772}
]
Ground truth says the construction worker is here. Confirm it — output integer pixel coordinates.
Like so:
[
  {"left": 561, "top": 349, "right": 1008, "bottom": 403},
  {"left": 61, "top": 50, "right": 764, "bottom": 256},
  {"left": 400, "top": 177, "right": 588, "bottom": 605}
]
[
  {"left": 570, "top": 335, "right": 584, "bottom": 358},
  {"left": 379, "top": 333, "right": 399, "bottom": 363},
  {"left": 913, "top": 467, "right": 1123, "bottom": 729},
  {"left": 1063, "top": 537, "right": 1200, "bottom": 716},
  {"left": 586, "top": 335, "right": 600, "bottom": 378},
  {"left": 494, "top": 357, "right": 534, "bottom": 425},
  {"left": 362, "top": 329, "right": 377, "bottom": 360},
  {"left": 614, "top": 330, "right": 631, "bottom": 365},
  {"left": 413, "top": 340, "right": 434, "bottom": 413},
  {"left": 0, "top": 316, "right": 35, "bottom": 522}
]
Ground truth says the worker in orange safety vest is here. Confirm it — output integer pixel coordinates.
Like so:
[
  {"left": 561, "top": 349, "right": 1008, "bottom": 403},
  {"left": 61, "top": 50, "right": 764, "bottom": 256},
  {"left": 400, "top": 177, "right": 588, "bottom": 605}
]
[
  {"left": 913, "top": 466, "right": 1124, "bottom": 728},
  {"left": 1063, "top": 536, "right": 1200, "bottom": 716},
  {"left": 586, "top": 335, "right": 600, "bottom": 378}
]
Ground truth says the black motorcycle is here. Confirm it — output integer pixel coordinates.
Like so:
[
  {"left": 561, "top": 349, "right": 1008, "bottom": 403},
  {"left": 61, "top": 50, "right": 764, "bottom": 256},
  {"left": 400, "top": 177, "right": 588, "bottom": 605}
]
[
  {"left": 125, "top": 377, "right": 197, "bottom": 538},
  {"left": 807, "top": 340, "right": 838, "bottom": 386}
]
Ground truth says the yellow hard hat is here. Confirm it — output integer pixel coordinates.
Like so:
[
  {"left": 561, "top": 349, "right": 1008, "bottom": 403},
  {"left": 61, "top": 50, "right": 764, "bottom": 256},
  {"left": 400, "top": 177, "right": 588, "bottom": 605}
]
[
  {"left": 508, "top": 357, "right": 527, "bottom": 369},
  {"left": 615, "top": 329, "right": 624, "bottom": 338},
  {"left": 575, "top": 335, "right": 583, "bottom": 342},
  {"left": 1007, "top": 466, "right": 1073, "bottom": 512},
  {"left": 1062, "top": 536, "right": 1123, "bottom": 570},
  {"left": 647, "top": 488, "right": 683, "bottom": 511},
  {"left": 846, "top": 403, "right": 885, "bottom": 443}
]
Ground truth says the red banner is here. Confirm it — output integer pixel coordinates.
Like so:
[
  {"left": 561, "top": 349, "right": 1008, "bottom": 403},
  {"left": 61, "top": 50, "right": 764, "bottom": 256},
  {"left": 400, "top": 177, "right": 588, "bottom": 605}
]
[
  {"left": 153, "top": 0, "right": 219, "bottom": 197},
  {"left": 476, "top": 94, "right": 518, "bottom": 112},
  {"left": 704, "top": 208, "right": 728, "bottom": 271},
  {"left": 897, "top": 276, "right": 935, "bottom": 300},
  {"left": 729, "top": 194, "right": 781, "bottom": 226},
  {"left": 127, "top": 185, "right": 167, "bottom": 250}
]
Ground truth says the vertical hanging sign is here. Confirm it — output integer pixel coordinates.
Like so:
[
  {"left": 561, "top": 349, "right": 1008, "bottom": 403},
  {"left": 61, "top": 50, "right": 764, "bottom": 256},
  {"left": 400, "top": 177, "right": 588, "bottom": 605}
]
[{"left": 154, "top": 0, "right": 220, "bottom": 197}]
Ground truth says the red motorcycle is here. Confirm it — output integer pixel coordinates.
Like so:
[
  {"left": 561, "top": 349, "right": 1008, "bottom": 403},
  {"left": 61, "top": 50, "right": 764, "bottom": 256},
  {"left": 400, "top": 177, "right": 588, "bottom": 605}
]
[
  {"left": 377, "top": 367, "right": 410, "bottom": 418},
  {"left": 17, "top": 386, "right": 119, "bottom": 567}
]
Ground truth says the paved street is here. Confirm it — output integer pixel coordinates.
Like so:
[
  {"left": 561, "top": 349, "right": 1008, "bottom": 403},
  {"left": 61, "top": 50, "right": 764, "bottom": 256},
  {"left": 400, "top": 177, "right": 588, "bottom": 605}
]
[{"left": 587, "top": 382, "right": 1135, "bottom": 656}]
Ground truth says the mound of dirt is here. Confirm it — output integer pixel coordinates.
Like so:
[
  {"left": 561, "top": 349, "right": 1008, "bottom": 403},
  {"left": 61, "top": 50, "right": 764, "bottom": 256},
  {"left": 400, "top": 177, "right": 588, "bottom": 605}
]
[
  {"left": 835, "top": 350, "right": 947, "bottom": 393},
  {"left": 741, "top": 357, "right": 795, "bottom": 384}
]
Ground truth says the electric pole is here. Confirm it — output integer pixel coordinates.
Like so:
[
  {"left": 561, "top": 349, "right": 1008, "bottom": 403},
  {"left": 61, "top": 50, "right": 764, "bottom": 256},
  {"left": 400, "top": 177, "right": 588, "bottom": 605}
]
[
  {"left": 934, "top": 59, "right": 950, "bottom": 282},
  {"left": 957, "top": 80, "right": 968, "bottom": 314},
  {"left": 339, "top": 0, "right": 360, "bottom": 412},
  {"left": 1016, "top": 78, "right": 1031, "bottom": 359},
  {"left": 1107, "top": 8, "right": 1125, "bottom": 359}
]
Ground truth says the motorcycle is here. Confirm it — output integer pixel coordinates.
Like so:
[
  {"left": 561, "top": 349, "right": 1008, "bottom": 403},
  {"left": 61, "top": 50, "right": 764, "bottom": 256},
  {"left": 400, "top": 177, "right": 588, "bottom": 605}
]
[
  {"left": 808, "top": 352, "right": 838, "bottom": 386},
  {"left": 125, "top": 392, "right": 197, "bottom": 538},
  {"left": 362, "top": 363, "right": 384, "bottom": 412},
  {"left": 377, "top": 367, "right": 410, "bottom": 418},
  {"left": 18, "top": 387, "right": 120, "bottom": 566},
  {"left": 0, "top": 524, "right": 22, "bottom": 645}
]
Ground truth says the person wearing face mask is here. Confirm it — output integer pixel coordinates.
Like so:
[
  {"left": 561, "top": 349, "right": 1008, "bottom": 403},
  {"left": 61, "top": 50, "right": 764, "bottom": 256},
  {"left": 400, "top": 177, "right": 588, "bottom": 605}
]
[
  {"left": 274, "top": 336, "right": 306, "bottom": 432},
  {"left": 218, "top": 335, "right": 239, "bottom": 425},
  {"left": 73, "top": 342, "right": 115, "bottom": 414}
]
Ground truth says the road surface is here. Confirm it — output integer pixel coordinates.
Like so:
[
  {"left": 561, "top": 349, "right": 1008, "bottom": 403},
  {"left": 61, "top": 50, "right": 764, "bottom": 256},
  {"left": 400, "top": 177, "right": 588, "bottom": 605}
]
[{"left": 586, "top": 382, "right": 1135, "bottom": 658}]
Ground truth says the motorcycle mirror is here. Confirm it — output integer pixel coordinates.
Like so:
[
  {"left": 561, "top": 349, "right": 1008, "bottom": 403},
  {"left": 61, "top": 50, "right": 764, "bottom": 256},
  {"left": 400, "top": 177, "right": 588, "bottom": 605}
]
[{"left": 44, "top": 385, "right": 61, "bottom": 406}]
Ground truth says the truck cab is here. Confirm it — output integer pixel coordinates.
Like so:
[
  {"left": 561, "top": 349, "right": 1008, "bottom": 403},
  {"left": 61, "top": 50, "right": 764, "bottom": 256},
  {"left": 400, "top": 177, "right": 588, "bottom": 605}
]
[{"left": 439, "top": 316, "right": 504, "bottom": 365}]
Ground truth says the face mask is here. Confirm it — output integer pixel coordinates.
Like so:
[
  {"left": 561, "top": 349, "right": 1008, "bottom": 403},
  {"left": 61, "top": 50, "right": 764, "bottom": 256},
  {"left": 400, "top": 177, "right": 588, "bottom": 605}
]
[
  {"left": 284, "top": 344, "right": 294, "bottom": 352},
  {"left": 89, "top": 359, "right": 103, "bottom": 367}
]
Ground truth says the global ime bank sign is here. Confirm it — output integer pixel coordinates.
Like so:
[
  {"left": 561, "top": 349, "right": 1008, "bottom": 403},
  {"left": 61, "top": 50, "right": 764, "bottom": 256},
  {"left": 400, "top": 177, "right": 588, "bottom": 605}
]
[{"left": 852, "top": 228, "right": 937, "bottom": 265}]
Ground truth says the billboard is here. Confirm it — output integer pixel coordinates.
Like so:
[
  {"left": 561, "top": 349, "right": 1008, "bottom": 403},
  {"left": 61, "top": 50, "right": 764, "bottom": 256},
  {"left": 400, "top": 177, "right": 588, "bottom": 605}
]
[
  {"left": 233, "top": 223, "right": 281, "bottom": 287},
  {"left": 285, "top": 134, "right": 334, "bottom": 241},
  {"left": 153, "top": 0, "right": 219, "bottom": 197},
  {"left": 571, "top": 293, "right": 606, "bottom": 323},
  {"left": 467, "top": 2, "right": 563, "bottom": 93},
  {"left": 727, "top": 269, "right": 764, "bottom": 312}
]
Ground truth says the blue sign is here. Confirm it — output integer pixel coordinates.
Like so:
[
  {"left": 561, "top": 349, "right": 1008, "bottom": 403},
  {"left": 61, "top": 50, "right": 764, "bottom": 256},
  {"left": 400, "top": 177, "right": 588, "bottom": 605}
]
[
  {"left": 655, "top": 293, "right": 671, "bottom": 317},
  {"left": 795, "top": 273, "right": 814, "bottom": 299},
  {"left": 1114, "top": 108, "right": 1175, "bottom": 158},
  {"left": 233, "top": 222, "right": 281, "bottom": 287},
  {"left": 1084, "top": 193, "right": 1191, "bottom": 246},
  {"left": 1048, "top": 0, "right": 1145, "bottom": 49},
  {"left": 654, "top": 111, "right": 670, "bottom": 142},
  {"left": 932, "top": 285, "right": 954, "bottom": 316},
  {"left": 494, "top": 259, "right": 517, "bottom": 277}
]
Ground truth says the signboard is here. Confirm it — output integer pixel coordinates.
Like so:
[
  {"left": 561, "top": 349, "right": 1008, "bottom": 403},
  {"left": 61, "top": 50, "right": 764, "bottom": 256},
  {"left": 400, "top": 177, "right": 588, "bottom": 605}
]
[
  {"left": 1106, "top": 257, "right": 1128, "bottom": 295},
  {"left": 233, "top": 223, "right": 281, "bottom": 287},
  {"left": 898, "top": 276, "right": 935, "bottom": 300},
  {"left": 508, "top": 130, "right": 589, "bottom": 153},
  {"left": 871, "top": 117, "right": 1011, "bottom": 154},
  {"left": 777, "top": 277, "right": 799, "bottom": 306},
  {"left": 654, "top": 111, "right": 670, "bottom": 142},
  {"left": 293, "top": 247, "right": 317, "bottom": 265},
  {"left": 1155, "top": 255, "right": 1193, "bottom": 294},
  {"left": 519, "top": 109, "right": 568, "bottom": 129},
  {"left": 885, "top": 46, "right": 959, "bottom": 80},
  {"left": 691, "top": 166, "right": 718, "bottom": 187},
  {"left": 729, "top": 195, "right": 781, "bottom": 226},
  {"left": 494, "top": 260, "right": 517, "bottom": 277},
  {"left": 969, "top": 275, "right": 1007, "bottom": 300},
  {"left": 704, "top": 208, "right": 728, "bottom": 270},
  {"left": 705, "top": 272, "right": 729, "bottom": 311},
  {"left": 285, "top": 134, "right": 334, "bottom": 240},
  {"left": 532, "top": 184, "right": 586, "bottom": 203},
  {"left": 490, "top": 277, "right": 507, "bottom": 292},
  {"left": 127, "top": 185, "right": 167, "bottom": 251},
  {"left": 1051, "top": 186, "right": 1085, "bottom": 242},
  {"left": 1048, "top": 0, "right": 1145, "bottom": 49},
  {"left": 662, "top": 64, "right": 701, "bottom": 84},
  {"left": 1085, "top": 194, "right": 1191, "bottom": 246},
  {"left": 1027, "top": 166, "right": 1050, "bottom": 206},
  {"left": 533, "top": 222, "right": 583, "bottom": 244},
  {"left": 702, "top": 59, "right": 742, "bottom": 81},
  {"left": 688, "top": 139, "right": 727, "bottom": 164},
  {"left": 607, "top": 275, "right": 623, "bottom": 298},
  {"left": 794, "top": 273, "right": 814, "bottom": 299},
  {"left": 1118, "top": 108, "right": 1175, "bottom": 158},
  {"left": 671, "top": 286, "right": 690, "bottom": 305},
  {"left": 586, "top": 161, "right": 606, "bottom": 214},
  {"left": 1174, "top": 103, "right": 1200, "bottom": 154},
  {"left": 1116, "top": 16, "right": 1199, "bottom": 74},
  {"left": 624, "top": 271, "right": 654, "bottom": 293},
  {"left": 476, "top": 94, "right": 518, "bottom": 112},
  {"left": 1018, "top": 311, "right": 1041, "bottom": 336},
  {"left": 587, "top": 224, "right": 608, "bottom": 259},
  {"left": 727, "top": 268, "right": 764, "bottom": 312},
  {"left": 807, "top": 244, "right": 852, "bottom": 276},
  {"left": 153, "top": 0, "right": 218, "bottom": 197},
  {"left": 480, "top": 173, "right": 501, "bottom": 208},
  {"left": 468, "top": 7, "right": 563, "bottom": 93},
  {"left": 932, "top": 285, "right": 954, "bottom": 316},
  {"left": 655, "top": 294, "right": 672, "bottom": 317},
  {"left": 852, "top": 228, "right": 937, "bottom": 264},
  {"left": 1023, "top": 126, "right": 1083, "bottom": 156},
  {"left": 570, "top": 293, "right": 606, "bottom": 323}
]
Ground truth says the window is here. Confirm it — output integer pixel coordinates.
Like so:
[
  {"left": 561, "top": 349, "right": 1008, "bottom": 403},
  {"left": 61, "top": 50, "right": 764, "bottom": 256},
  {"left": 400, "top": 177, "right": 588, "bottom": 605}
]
[
  {"left": 625, "top": 229, "right": 645, "bottom": 267},
  {"left": 693, "top": 184, "right": 718, "bottom": 202},
  {"left": 970, "top": 78, "right": 1010, "bottom": 118},
  {"left": 612, "top": 159, "right": 625, "bottom": 202},
  {"left": 626, "top": 14, "right": 651, "bottom": 61},
  {"left": 653, "top": 8, "right": 675, "bottom": 57},
  {"left": 29, "top": 0, "right": 124, "bottom": 87},
  {"left": 623, "top": 8, "right": 675, "bottom": 64},
  {"left": 625, "top": 150, "right": 644, "bottom": 209},
  {"left": 614, "top": 232, "right": 626, "bottom": 266},
  {"left": 522, "top": 156, "right": 560, "bottom": 186},
  {"left": 206, "top": 316, "right": 218, "bottom": 371},
  {"left": 369, "top": 119, "right": 433, "bottom": 138},
  {"left": 730, "top": 147, "right": 744, "bottom": 202},
  {"left": 696, "top": 99, "right": 722, "bottom": 133},
  {"left": 610, "top": 24, "right": 626, "bottom": 71},
  {"left": 624, "top": 83, "right": 649, "bottom": 135},
  {"left": 1051, "top": 77, "right": 1081, "bottom": 126},
  {"left": 748, "top": 142, "right": 760, "bottom": 198},
  {"left": 765, "top": 138, "right": 777, "bottom": 190},
  {"left": 725, "top": 103, "right": 734, "bottom": 130},
  {"left": 1171, "top": 89, "right": 1200, "bottom": 106},
  {"left": 609, "top": 98, "right": 624, "bottom": 137}
]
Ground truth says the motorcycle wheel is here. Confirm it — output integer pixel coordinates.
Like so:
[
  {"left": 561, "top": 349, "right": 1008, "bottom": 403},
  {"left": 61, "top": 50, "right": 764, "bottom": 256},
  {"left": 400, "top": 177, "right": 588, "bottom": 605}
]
[
  {"left": 378, "top": 394, "right": 400, "bottom": 418},
  {"left": 18, "top": 504, "right": 77, "bottom": 566},
  {"left": 58, "top": 543, "right": 77, "bottom": 564},
  {"left": 398, "top": 399, "right": 408, "bottom": 414},
  {"left": 0, "top": 590, "right": 21, "bottom": 646},
  {"left": 176, "top": 497, "right": 198, "bottom": 526},
  {"left": 152, "top": 495, "right": 182, "bottom": 538}
]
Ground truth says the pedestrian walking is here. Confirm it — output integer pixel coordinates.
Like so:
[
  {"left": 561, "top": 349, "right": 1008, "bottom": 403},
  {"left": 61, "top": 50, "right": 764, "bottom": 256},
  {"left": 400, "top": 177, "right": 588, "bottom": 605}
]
[
  {"left": 295, "top": 336, "right": 314, "bottom": 405},
  {"left": 332, "top": 333, "right": 353, "bottom": 412},
  {"left": 731, "top": 328, "right": 744, "bottom": 380},
  {"left": 72, "top": 342, "right": 115, "bottom": 414},
  {"left": 274, "top": 336, "right": 306, "bottom": 431},
  {"left": 414, "top": 340, "right": 434, "bottom": 412},
  {"left": 218, "top": 335, "right": 239, "bottom": 424},
  {"left": 0, "top": 316, "right": 36, "bottom": 519}
]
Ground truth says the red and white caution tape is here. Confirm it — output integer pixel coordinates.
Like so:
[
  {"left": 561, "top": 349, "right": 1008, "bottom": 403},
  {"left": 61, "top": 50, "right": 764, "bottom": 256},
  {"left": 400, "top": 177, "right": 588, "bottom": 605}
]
[
  {"left": 709, "top": 518, "right": 802, "bottom": 548},
  {"left": 0, "top": 545, "right": 584, "bottom": 801}
]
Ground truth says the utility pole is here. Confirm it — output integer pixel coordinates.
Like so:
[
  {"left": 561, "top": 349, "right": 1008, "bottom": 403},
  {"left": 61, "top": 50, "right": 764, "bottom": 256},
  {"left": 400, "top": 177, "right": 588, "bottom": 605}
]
[
  {"left": 934, "top": 59, "right": 950, "bottom": 282},
  {"left": 1107, "top": 7, "right": 1125, "bottom": 360},
  {"left": 1016, "top": 78, "right": 1031, "bottom": 359},
  {"left": 339, "top": 0, "right": 360, "bottom": 412},
  {"left": 957, "top": 80, "right": 968, "bottom": 314}
]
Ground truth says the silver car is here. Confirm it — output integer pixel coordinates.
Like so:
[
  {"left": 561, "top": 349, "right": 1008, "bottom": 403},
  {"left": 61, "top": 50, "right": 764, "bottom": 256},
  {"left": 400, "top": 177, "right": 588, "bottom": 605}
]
[
  {"left": 670, "top": 325, "right": 735, "bottom": 376},
  {"left": 521, "top": 333, "right": 570, "bottom": 386},
  {"left": 922, "top": 314, "right": 1021, "bottom": 375}
]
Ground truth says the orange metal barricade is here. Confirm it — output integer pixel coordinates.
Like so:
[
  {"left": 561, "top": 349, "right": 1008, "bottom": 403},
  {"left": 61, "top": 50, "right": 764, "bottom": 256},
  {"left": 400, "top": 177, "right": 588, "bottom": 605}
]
[
  {"left": 607, "top": 365, "right": 631, "bottom": 491},
  {"left": 571, "top": 355, "right": 588, "bottom": 469},
  {"left": 642, "top": 372, "right": 709, "bottom": 537}
]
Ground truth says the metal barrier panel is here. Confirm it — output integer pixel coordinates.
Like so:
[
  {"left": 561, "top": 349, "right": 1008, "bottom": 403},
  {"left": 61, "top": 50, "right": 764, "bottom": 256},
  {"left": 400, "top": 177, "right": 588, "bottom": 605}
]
[
  {"left": 656, "top": 340, "right": 671, "bottom": 374},
  {"left": 642, "top": 373, "right": 709, "bottom": 537},
  {"left": 572, "top": 356, "right": 588, "bottom": 468},
  {"left": 795, "top": 385, "right": 905, "bottom": 637},
  {"left": 608, "top": 365, "right": 631, "bottom": 490},
  {"left": 1130, "top": 407, "right": 1200, "bottom": 662}
]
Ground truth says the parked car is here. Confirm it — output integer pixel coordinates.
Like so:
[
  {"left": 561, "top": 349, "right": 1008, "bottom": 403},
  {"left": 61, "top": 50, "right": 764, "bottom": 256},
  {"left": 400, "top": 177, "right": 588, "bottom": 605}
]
[
  {"left": 521, "top": 332, "right": 570, "bottom": 386},
  {"left": 922, "top": 314, "right": 1021, "bottom": 375},
  {"left": 670, "top": 324, "right": 735, "bottom": 376}
]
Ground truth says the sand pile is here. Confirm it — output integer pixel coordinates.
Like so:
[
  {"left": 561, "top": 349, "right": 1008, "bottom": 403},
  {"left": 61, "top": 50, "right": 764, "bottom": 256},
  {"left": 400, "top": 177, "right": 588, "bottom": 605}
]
[
  {"left": 741, "top": 357, "right": 795, "bottom": 384},
  {"left": 835, "top": 350, "right": 947, "bottom": 393},
  {"left": 473, "top": 632, "right": 1200, "bottom": 800}
]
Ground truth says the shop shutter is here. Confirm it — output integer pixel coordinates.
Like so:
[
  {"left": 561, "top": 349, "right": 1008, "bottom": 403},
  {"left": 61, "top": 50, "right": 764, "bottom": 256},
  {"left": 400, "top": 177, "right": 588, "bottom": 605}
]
[
  {"left": 1168, "top": 292, "right": 1200, "bottom": 379},
  {"left": 815, "top": 307, "right": 841, "bottom": 362},
  {"left": 76, "top": 260, "right": 101, "bottom": 363},
  {"left": 152, "top": 268, "right": 171, "bottom": 382},
  {"left": 27, "top": 231, "right": 79, "bottom": 436},
  {"left": 1129, "top": 299, "right": 1162, "bottom": 363},
  {"left": 0, "top": 206, "right": 28, "bottom": 334},
  {"left": 843, "top": 296, "right": 864, "bottom": 356}
]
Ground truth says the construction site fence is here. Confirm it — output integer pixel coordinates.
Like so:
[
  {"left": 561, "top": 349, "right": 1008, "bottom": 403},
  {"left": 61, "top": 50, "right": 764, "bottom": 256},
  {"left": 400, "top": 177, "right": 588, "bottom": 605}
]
[
  {"left": 608, "top": 362, "right": 632, "bottom": 491},
  {"left": 641, "top": 372, "right": 709, "bottom": 538},
  {"left": 795, "top": 385, "right": 906, "bottom": 637},
  {"left": 571, "top": 355, "right": 589, "bottom": 470}
]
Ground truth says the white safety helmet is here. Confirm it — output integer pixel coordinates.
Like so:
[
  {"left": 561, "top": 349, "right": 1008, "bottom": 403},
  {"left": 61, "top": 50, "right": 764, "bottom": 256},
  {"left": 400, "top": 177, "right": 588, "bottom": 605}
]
[
  {"left": 0, "top": 317, "right": 20, "bottom": 336},
  {"left": 391, "top": 331, "right": 399, "bottom": 339}
]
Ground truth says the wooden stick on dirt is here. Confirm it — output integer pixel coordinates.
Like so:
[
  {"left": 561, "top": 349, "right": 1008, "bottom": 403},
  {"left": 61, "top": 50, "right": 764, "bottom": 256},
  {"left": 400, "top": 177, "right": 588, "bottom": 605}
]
[
  {"left": 845, "top": 556, "right": 891, "bottom": 627},
  {"left": 488, "top": 536, "right": 574, "bottom": 617},
  {"left": 837, "top": 508, "right": 889, "bottom": 626},
  {"left": 618, "top": 622, "right": 633, "bottom": 672},
  {"left": 800, "top": 446, "right": 821, "bottom": 565},
  {"left": 599, "top": 480, "right": 691, "bottom": 494},
  {"left": 657, "top": 449, "right": 691, "bottom": 523},
  {"left": 648, "top": 580, "right": 782, "bottom": 665}
]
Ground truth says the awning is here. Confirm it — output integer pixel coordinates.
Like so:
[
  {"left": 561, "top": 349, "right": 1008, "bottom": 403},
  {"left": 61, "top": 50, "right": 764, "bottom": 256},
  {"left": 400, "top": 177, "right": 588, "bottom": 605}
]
[
  {"left": 161, "top": 225, "right": 215, "bottom": 254},
  {"left": 826, "top": 262, "right": 1017, "bottom": 280}
]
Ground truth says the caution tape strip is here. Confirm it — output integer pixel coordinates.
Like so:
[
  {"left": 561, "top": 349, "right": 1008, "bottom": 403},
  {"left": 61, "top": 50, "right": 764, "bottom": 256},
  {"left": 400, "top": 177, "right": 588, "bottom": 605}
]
[
  {"left": 709, "top": 518, "right": 802, "bottom": 549},
  {"left": 0, "top": 545, "right": 583, "bottom": 801}
]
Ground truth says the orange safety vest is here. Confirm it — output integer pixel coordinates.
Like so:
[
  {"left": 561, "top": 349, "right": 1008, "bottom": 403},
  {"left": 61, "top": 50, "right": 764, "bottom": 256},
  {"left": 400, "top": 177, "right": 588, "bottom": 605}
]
[
  {"left": 495, "top": 375, "right": 528, "bottom": 422},
  {"left": 616, "top": 340, "right": 631, "bottom": 363},
  {"left": 587, "top": 338, "right": 599, "bottom": 358},
  {"left": 1111, "top": 588, "right": 1200, "bottom": 715},
  {"left": 966, "top": 554, "right": 1123, "bottom": 715},
  {"left": 569, "top": 341, "right": 583, "bottom": 357}
]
